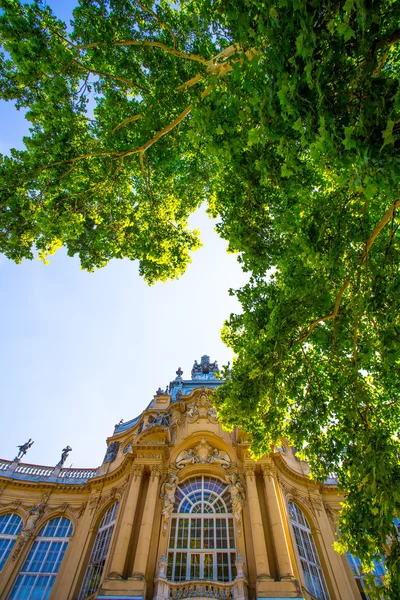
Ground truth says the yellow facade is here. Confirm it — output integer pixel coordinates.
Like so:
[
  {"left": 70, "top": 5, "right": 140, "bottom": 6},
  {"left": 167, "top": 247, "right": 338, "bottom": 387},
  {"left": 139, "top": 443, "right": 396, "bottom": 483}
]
[{"left": 0, "top": 358, "right": 364, "bottom": 600}]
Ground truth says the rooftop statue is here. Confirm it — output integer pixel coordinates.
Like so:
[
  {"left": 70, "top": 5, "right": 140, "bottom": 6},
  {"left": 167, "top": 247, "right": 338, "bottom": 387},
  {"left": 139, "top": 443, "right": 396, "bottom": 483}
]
[
  {"left": 16, "top": 438, "right": 34, "bottom": 460},
  {"left": 57, "top": 445, "right": 72, "bottom": 467}
]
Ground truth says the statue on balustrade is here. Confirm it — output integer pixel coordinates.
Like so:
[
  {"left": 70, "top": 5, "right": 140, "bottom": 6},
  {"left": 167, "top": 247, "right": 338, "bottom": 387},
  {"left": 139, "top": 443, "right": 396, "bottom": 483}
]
[
  {"left": 57, "top": 445, "right": 72, "bottom": 467},
  {"left": 16, "top": 438, "right": 34, "bottom": 460}
]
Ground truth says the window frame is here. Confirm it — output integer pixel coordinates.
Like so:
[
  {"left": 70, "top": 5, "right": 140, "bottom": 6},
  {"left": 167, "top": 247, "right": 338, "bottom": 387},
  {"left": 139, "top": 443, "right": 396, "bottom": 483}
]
[
  {"left": 0, "top": 513, "right": 23, "bottom": 571},
  {"left": 288, "top": 501, "right": 330, "bottom": 600},
  {"left": 9, "top": 516, "right": 73, "bottom": 600},
  {"left": 167, "top": 476, "right": 236, "bottom": 583},
  {"left": 78, "top": 501, "right": 119, "bottom": 600}
]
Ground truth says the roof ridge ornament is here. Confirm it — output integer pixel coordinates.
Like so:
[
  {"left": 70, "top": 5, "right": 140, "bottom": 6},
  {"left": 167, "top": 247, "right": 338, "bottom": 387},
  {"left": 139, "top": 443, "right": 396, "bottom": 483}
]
[{"left": 191, "top": 355, "right": 219, "bottom": 379}]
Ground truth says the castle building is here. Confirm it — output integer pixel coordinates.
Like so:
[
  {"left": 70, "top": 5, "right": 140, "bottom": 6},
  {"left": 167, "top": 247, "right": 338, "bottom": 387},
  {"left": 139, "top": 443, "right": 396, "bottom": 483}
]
[{"left": 0, "top": 356, "right": 370, "bottom": 600}]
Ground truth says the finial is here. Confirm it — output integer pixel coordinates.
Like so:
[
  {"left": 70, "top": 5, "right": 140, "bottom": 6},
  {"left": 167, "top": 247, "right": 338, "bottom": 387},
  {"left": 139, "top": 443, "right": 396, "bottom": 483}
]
[{"left": 176, "top": 367, "right": 183, "bottom": 378}]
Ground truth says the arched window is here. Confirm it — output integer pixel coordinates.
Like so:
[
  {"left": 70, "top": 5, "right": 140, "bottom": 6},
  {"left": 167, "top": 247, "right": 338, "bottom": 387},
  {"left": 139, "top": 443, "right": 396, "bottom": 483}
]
[
  {"left": 9, "top": 516, "right": 72, "bottom": 600},
  {"left": 0, "top": 513, "right": 23, "bottom": 570},
  {"left": 167, "top": 476, "right": 236, "bottom": 582},
  {"left": 288, "top": 502, "right": 330, "bottom": 600},
  {"left": 78, "top": 502, "right": 119, "bottom": 600}
]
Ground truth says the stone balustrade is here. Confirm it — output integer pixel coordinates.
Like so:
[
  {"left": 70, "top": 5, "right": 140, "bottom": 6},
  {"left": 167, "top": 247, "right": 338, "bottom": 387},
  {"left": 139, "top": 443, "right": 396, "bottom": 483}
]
[
  {"left": 0, "top": 458, "right": 98, "bottom": 483},
  {"left": 169, "top": 581, "right": 234, "bottom": 599}
]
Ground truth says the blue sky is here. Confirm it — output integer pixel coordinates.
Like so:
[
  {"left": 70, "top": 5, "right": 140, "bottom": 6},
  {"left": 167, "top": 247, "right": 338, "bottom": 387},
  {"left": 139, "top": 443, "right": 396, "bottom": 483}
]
[{"left": 0, "top": 1, "right": 248, "bottom": 468}]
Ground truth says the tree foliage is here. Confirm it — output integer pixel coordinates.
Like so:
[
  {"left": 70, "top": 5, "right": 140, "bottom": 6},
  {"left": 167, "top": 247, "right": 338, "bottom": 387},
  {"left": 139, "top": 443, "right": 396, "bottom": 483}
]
[{"left": 1, "top": 0, "right": 399, "bottom": 594}]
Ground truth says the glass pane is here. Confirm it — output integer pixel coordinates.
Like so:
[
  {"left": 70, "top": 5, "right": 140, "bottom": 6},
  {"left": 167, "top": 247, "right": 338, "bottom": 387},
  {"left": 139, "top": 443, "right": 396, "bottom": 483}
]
[
  {"left": 177, "top": 519, "right": 189, "bottom": 549},
  {"left": 216, "top": 519, "right": 227, "bottom": 549},
  {"left": 217, "top": 553, "right": 230, "bottom": 582},
  {"left": 190, "top": 554, "right": 200, "bottom": 579},
  {"left": 204, "top": 554, "right": 213, "bottom": 580},
  {"left": 190, "top": 519, "right": 201, "bottom": 549},
  {"left": 203, "top": 519, "right": 214, "bottom": 549},
  {"left": 174, "top": 552, "right": 187, "bottom": 582}
]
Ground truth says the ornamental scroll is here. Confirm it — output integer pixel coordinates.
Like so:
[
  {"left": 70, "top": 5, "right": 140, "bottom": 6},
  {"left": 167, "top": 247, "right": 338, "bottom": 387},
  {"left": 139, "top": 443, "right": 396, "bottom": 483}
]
[{"left": 175, "top": 438, "right": 230, "bottom": 470}]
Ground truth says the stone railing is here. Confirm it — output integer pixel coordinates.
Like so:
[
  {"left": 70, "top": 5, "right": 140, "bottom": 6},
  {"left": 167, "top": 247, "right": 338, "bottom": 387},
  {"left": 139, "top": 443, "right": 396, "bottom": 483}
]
[
  {"left": 0, "top": 459, "right": 11, "bottom": 472},
  {"left": 169, "top": 581, "right": 234, "bottom": 599},
  {"left": 14, "top": 463, "right": 55, "bottom": 477},
  {"left": 0, "top": 458, "right": 98, "bottom": 484}
]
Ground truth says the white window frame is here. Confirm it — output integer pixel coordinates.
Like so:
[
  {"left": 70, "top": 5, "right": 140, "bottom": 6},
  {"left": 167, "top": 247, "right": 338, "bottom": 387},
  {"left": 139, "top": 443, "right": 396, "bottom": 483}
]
[
  {"left": 167, "top": 476, "right": 236, "bottom": 583},
  {"left": 0, "top": 513, "right": 23, "bottom": 571},
  {"left": 78, "top": 502, "right": 119, "bottom": 600},
  {"left": 288, "top": 502, "right": 330, "bottom": 600},
  {"left": 9, "top": 517, "right": 72, "bottom": 600}
]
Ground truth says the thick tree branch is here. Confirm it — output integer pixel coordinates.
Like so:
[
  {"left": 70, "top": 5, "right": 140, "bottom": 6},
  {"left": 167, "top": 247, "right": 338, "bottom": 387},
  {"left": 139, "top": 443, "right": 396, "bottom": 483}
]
[
  {"left": 296, "top": 199, "right": 400, "bottom": 345},
  {"left": 76, "top": 40, "right": 209, "bottom": 65}
]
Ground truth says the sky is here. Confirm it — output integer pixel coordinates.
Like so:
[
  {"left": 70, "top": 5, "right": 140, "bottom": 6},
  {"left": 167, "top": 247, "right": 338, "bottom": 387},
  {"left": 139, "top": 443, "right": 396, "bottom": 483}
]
[{"left": 0, "top": 1, "right": 248, "bottom": 468}]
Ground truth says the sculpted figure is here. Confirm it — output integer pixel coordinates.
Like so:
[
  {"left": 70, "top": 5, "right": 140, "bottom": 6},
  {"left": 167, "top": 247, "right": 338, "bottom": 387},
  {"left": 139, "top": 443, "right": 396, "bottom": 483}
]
[
  {"left": 227, "top": 474, "right": 245, "bottom": 522},
  {"left": 20, "top": 497, "right": 47, "bottom": 541},
  {"left": 16, "top": 439, "right": 34, "bottom": 460},
  {"left": 57, "top": 445, "right": 72, "bottom": 467},
  {"left": 103, "top": 441, "right": 120, "bottom": 464},
  {"left": 160, "top": 473, "right": 178, "bottom": 520},
  {"left": 176, "top": 448, "right": 196, "bottom": 469},
  {"left": 209, "top": 448, "right": 230, "bottom": 468}
]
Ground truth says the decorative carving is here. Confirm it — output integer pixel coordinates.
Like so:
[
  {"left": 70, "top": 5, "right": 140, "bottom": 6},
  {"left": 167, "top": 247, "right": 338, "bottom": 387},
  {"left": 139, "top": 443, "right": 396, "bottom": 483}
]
[
  {"left": 323, "top": 502, "right": 340, "bottom": 523},
  {"left": 132, "top": 464, "right": 145, "bottom": 479},
  {"left": 175, "top": 438, "right": 230, "bottom": 470},
  {"left": 235, "top": 554, "right": 245, "bottom": 579},
  {"left": 12, "top": 493, "right": 50, "bottom": 560},
  {"left": 75, "top": 502, "right": 87, "bottom": 519},
  {"left": 57, "top": 445, "right": 72, "bottom": 467},
  {"left": 160, "top": 473, "right": 179, "bottom": 535},
  {"left": 137, "top": 420, "right": 144, "bottom": 435},
  {"left": 243, "top": 464, "right": 256, "bottom": 480},
  {"left": 207, "top": 405, "right": 218, "bottom": 423},
  {"left": 186, "top": 402, "right": 200, "bottom": 423},
  {"left": 227, "top": 474, "right": 245, "bottom": 535},
  {"left": 103, "top": 441, "right": 120, "bottom": 464},
  {"left": 147, "top": 412, "right": 169, "bottom": 428},
  {"left": 150, "top": 465, "right": 163, "bottom": 480},
  {"left": 261, "top": 463, "right": 276, "bottom": 477},
  {"left": 176, "top": 367, "right": 183, "bottom": 378},
  {"left": 191, "top": 355, "right": 219, "bottom": 379},
  {"left": 16, "top": 438, "right": 34, "bottom": 460},
  {"left": 157, "top": 554, "right": 168, "bottom": 579},
  {"left": 136, "top": 453, "right": 162, "bottom": 459},
  {"left": 279, "top": 480, "right": 297, "bottom": 498},
  {"left": 123, "top": 442, "right": 133, "bottom": 454}
]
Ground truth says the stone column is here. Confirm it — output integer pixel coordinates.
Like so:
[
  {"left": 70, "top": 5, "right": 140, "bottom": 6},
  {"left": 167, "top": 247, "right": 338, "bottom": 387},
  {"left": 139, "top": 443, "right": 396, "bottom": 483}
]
[
  {"left": 243, "top": 465, "right": 271, "bottom": 580},
  {"left": 108, "top": 464, "right": 144, "bottom": 578},
  {"left": 131, "top": 465, "right": 162, "bottom": 578},
  {"left": 261, "top": 463, "right": 294, "bottom": 580}
]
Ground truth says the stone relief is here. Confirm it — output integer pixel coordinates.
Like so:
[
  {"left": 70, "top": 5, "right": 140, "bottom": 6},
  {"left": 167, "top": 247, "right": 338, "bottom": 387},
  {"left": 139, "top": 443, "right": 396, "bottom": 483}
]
[
  {"left": 160, "top": 473, "right": 179, "bottom": 535},
  {"left": 185, "top": 390, "right": 219, "bottom": 424},
  {"left": 147, "top": 412, "right": 169, "bottom": 428},
  {"left": 12, "top": 493, "right": 50, "bottom": 560},
  {"left": 175, "top": 438, "right": 230, "bottom": 470},
  {"left": 227, "top": 474, "right": 245, "bottom": 534},
  {"left": 103, "top": 441, "right": 120, "bottom": 464}
]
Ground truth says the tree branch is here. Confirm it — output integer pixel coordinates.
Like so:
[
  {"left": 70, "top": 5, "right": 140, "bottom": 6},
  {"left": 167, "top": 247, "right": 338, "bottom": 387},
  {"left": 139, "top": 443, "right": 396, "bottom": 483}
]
[
  {"left": 71, "top": 58, "right": 149, "bottom": 93},
  {"left": 75, "top": 40, "right": 209, "bottom": 65},
  {"left": 296, "top": 198, "right": 400, "bottom": 345},
  {"left": 134, "top": 0, "right": 177, "bottom": 50}
]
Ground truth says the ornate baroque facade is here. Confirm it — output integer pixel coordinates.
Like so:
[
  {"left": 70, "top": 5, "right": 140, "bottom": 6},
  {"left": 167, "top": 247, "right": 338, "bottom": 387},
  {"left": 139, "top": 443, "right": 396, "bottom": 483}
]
[{"left": 0, "top": 356, "right": 367, "bottom": 600}]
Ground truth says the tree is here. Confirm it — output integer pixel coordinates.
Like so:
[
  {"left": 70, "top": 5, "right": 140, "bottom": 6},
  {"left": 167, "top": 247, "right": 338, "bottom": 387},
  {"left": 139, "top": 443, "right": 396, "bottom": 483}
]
[{"left": 1, "top": 0, "right": 399, "bottom": 595}]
